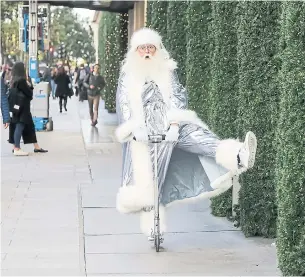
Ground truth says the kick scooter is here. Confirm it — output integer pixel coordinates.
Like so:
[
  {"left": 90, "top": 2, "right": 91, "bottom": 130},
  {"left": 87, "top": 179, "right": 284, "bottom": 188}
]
[{"left": 134, "top": 134, "right": 166, "bottom": 252}]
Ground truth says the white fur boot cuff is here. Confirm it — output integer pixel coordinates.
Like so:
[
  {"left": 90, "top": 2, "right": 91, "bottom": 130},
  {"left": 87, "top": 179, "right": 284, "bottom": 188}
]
[{"left": 215, "top": 139, "right": 243, "bottom": 171}]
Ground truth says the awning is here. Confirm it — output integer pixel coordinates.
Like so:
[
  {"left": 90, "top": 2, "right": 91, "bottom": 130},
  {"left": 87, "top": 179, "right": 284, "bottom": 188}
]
[{"left": 36, "top": 0, "right": 134, "bottom": 13}]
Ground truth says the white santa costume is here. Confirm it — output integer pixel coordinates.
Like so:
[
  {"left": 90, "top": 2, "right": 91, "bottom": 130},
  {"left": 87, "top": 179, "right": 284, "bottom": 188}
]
[{"left": 115, "top": 28, "right": 257, "bottom": 236}]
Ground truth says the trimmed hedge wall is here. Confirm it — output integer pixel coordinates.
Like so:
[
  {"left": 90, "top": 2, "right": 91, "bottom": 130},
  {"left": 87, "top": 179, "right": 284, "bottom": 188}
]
[
  {"left": 185, "top": 1, "right": 213, "bottom": 122},
  {"left": 275, "top": 2, "right": 305, "bottom": 275},
  {"left": 166, "top": 1, "right": 188, "bottom": 86},
  {"left": 209, "top": 2, "right": 238, "bottom": 218},
  {"left": 236, "top": 2, "right": 281, "bottom": 238},
  {"left": 147, "top": 0, "right": 168, "bottom": 47},
  {"left": 98, "top": 12, "right": 128, "bottom": 113}
]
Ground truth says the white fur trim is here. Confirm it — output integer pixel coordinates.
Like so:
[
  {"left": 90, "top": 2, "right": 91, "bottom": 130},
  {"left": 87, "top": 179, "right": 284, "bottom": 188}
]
[
  {"left": 167, "top": 109, "right": 210, "bottom": 129},
  {"left": 115, "top": 120, "right": 137, "bottom": 143},
  {"left": 140, "top": 206, "right": 166, "bottom": 236},
  {"left": 116, "top": 184, "right": 154, "bottom": 213},
  {"left": 130, "top": 28, "right": 163, "bottom": 51},
  {"left": 216, "top": 139, "right": 243, "bottom": 171},
  {"left": 116, "top": 140, "right": 154, "bottom": 213}
]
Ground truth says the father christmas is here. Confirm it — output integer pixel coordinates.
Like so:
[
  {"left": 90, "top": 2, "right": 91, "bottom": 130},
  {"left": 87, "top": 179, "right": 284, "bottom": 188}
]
[{"left": 115, "top": 28, "right": 257, "bottom": 236}]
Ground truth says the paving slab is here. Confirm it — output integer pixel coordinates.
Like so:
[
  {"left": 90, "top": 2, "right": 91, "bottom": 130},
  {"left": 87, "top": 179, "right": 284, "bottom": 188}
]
[
  {"left": 85, "top": 250, "right": 279, "bottom": 275},
  {"left": 79, "top": 101, "right": 279, "bottom": 275},
  {"left": 1, "top": 97, "right": 86, "bottom": 275}
]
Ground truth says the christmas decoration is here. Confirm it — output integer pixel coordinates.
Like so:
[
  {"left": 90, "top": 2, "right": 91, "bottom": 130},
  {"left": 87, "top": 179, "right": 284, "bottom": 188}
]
[{"left": 98, "top": 12, "right": 128, "bottom": 113}]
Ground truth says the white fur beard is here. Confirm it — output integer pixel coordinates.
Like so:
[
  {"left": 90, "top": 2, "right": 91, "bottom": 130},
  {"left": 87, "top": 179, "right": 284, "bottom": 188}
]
[{"left": 122, "top": 51, "right": 169, "bottom": 82}]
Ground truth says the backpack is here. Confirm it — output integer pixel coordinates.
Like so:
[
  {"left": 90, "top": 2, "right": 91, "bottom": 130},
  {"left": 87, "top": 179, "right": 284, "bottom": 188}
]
[{"left": 7, "top": 87, "right": 26, "bottom": 115}]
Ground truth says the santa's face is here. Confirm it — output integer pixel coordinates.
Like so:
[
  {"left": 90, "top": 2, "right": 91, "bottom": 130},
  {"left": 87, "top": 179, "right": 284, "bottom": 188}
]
[{"left": 136, "top": 44, "right": 156, "bottom": 60}]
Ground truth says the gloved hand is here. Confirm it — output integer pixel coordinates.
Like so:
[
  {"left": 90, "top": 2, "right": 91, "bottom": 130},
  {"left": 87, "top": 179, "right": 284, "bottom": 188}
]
[
  {"left": 165, "top": 124, "right": 179, "bottom": 142},
  {"left": 133, "top": 126, "right": 148, "bottom": 142}
]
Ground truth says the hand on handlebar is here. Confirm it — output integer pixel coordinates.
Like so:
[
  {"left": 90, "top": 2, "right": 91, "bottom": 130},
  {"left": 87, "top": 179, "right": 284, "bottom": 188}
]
[{"left": 165, "top": 124, "right": 179, "bottom": 142}]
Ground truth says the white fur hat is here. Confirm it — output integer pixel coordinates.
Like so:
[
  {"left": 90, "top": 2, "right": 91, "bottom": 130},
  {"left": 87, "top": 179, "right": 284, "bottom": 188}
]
[{"left": 130, "top": 28, "right": 163, "bottom": 51}]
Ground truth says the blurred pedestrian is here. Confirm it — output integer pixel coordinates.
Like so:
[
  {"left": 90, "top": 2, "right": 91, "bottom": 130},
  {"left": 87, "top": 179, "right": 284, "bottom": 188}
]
[
  {"left": 54, "top": 66, "right": 72, "bottom": 113},
  {"left": 83, "top": 64, "right": 106, "bottom": 126},
  {"left": 50, "top": 67, "right": 57, "bottom": 99},
  {"left": 1, "top": 73, "right": 10, "bottom": 129}
]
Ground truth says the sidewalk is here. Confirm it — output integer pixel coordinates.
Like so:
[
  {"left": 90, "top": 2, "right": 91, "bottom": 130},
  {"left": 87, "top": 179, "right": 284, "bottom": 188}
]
[
  {"left": 1, "top": 95, "right": 280, "bottom": 276},
  {"left": 1, "top": 97, "right": 88, "bottom": 275},
  {"left": 79, "top": 101, "right": 280, "bottom": 275}
]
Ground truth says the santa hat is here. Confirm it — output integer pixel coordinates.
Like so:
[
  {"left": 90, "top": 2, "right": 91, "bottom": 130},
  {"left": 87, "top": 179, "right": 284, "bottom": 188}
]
[{"left": 130, "top": 28, "right": 164, "bottom": 51}]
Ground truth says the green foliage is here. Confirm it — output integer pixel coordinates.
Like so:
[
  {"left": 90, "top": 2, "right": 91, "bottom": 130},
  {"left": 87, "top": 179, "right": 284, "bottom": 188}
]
[
  {"left": 145, "top": 0, "right": 153, "bottom": 26},
  {"left": 51, "top": 7, "right": 95, "bottom": 63},
  {"left": 185, "top": 1, "right": 213, "bottom": 122},
  {"left": 1, "top": 1, "right": 21, "bottom": 61},
  {"left": 275, "top": 2, "right": 305, "bottom": 275},
  {"left": 98, "top": 12, "right": 128, "bottom": 113},
  {"left": 209, "top": 2, "right": 238, "bottom": 218},
  {"left": 167, "top": 1, "right": 188, "bottom": 86},
  {"left": 236, "top": 2, "right": 281, "bottom": 237},
  {"left": 148, "top": 0, "right": 168, "bottom": 47}
]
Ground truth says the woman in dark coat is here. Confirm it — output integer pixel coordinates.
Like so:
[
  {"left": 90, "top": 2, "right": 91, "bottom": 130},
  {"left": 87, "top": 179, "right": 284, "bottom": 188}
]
[
  {"left": 54, "top": 66, "right": 72, "bottom": 113},
  {"left": 8, "top": 62, "right": 48, "bottom": 156}
]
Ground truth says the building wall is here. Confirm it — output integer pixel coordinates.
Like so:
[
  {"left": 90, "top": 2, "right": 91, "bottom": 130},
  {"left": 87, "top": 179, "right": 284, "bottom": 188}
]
[
  {"left": 128, "top": 0, "right": 147, "bottom": 42},
  {"left": 93, "top": 1, "right": 147, "bottom": 58},
  {"left": 91, "top": 11, "right": 102, "bottom": 64}
]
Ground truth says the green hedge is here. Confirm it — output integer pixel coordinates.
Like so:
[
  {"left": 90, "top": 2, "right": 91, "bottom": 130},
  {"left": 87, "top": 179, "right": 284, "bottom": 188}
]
[
  {"left": 98, "top": 14, "right": 107, "bottom": 74},
  {"left": 276, "top": 2, "right": 305, "bottom": 275},
  {"left": 185, "top": 1, "right": 213, "bottom": 122},
  {"left": 147, "top": 0, "right": 168, "bottom": 47},
  {"left": 98, "top": 12, "right": 128, "bottom": 113},
  {"left": 166, "top": 1, "right": 188, "bottom": 86},
  {"left": 145, "top": 1, "right": 153, "bottom": 27},
  {"left": 209, "top": 2, "right": 238, "bottom": 218},
  {"left": 236, "top": 2, "right": 281, "bottom": 237}
]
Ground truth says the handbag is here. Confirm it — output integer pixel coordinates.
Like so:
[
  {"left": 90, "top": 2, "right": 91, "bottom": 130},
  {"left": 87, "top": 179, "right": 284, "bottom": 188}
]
[{"left": 7, "top": 87, "right": 26, "bottom": 115}]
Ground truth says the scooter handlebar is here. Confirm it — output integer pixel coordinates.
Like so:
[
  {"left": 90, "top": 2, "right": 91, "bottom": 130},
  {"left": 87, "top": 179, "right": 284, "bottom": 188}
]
[{"left": 133, "top": 134, "right": 166, "bottom": 142}]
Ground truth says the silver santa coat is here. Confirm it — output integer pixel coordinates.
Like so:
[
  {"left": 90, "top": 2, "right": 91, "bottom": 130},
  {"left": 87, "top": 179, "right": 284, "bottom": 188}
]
[{"left": 115, "top": 60, "right": 243, "bottom": 215}]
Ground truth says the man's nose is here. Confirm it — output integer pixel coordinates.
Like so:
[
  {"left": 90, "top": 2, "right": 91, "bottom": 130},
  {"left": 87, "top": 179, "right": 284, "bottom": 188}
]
[{"left": 145, "top": 48, "right": 150, "bottom": 53}]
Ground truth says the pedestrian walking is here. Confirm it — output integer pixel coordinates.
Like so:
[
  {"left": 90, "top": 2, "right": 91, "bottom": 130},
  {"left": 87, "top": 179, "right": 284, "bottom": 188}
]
[
  {"left": 54, "top": 66, "right": 72, "bottom": 113},
  {"left": 50, "top": 67, "right": 57, "bottom": 99},
  {"left": 75, "top": 64, "right": 88, "bottom": 102},
  {"left": 83, "top": 64, "right": 106, "bottom": 126}
]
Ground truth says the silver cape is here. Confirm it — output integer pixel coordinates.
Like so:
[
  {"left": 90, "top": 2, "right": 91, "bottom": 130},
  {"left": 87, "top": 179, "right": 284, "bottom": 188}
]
[{"left": 116, "top": 70, "right": 232, "bottom": 207}]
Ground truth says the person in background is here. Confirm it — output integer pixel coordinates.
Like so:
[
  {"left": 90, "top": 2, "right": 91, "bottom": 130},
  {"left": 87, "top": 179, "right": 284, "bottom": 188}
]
[
  {"left": 8, "top": 62, "right": 48, "bottom": 156},
  {"left": 50, "top": 67, "right": 57, "bottom": 99},
  {"left": 73, "top": 66, "right": 79, "bottom": 97},
  {"left": 1, "top": 72, "right": 10, "bottom": 129},
  {"left": 75, "top": 64, "right": 88, "bottom": 102},
  {"left": 54, "top": 66, "right": 72, "bottom": 113},
  {"left": 83, "top": 64, "right": 106, "bottom": 126}
]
